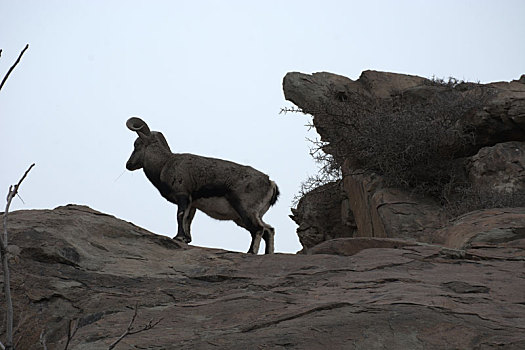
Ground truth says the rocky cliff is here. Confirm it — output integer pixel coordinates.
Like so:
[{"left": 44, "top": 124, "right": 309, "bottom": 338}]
[
  {"left": 1, "top": 70, "right": 525, "bottom": 349},
  {"left": 284, "top": 70, "right": 525, "bottom": 252},
  {"left": 1, "top": 205, "right": 524, "bottom": 349}
]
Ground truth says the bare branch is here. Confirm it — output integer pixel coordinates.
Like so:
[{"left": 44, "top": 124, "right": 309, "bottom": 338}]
[
  {"left": 1, "top": 163, "right": 35, "bottom": 350},
  {"left": 0, "top": 44, "right": 29, "bottom": 93},
  {"left": 13, "top": 312, "right": 30, "bottom": 349},
  {"left": 39, "top": 330, "right": 48, "bottom": 350},
  {"left": 3, "top": 163, "right": 35, "bottom": 245},
  {"left": 63, "top": 319, "right": 79, "bottom": 350},
  {"left": 279, "top": 106, "right": 304, "bottom": 115},
  {"left": 127, "top": 318, "right": 163, "bottom": 336},
  {"left": 108, "top": 304, "right": 162, "bottom": 350}
]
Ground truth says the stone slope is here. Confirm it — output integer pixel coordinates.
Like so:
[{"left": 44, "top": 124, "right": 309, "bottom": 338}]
[{"left": 1, "top": 205, "right": 524, "bottom": 349}]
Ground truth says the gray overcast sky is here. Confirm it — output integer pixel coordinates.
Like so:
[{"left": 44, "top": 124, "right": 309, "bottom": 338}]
[{"left": 1, "top": 0, "right": 524, "bottom": 254}]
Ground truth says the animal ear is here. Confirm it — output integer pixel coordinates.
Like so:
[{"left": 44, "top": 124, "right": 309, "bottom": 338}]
[
  {"left": 154, "top": 132, "right": 171, "bottom": 151},
  {"left": 126, "top": 117, "right": 151, "bottom": 138}
]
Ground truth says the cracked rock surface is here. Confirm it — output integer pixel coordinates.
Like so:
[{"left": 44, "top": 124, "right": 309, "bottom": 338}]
[{"left": 1, "top": 205, "right": 525, "bottom": 349}]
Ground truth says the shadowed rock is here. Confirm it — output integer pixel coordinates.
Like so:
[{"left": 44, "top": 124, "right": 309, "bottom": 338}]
[{"left": 289, "top": 181, "right": 356, "bottom": 253}]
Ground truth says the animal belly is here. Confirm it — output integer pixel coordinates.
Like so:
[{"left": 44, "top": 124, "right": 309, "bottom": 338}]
[{"left": 192, "top": 197, "right": 239, "bottom": 221}]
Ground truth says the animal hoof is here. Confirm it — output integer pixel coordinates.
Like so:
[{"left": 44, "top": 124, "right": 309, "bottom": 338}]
[{"left": 174, "top": 236, "right": 191, "bottom": 244}]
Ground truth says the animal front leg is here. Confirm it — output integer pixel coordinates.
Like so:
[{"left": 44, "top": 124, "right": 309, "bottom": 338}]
[
  {"left": 174, "top": 196, "right": 192, "bottom": 243},
  {"left": 182, "top": 207, "right": 196, "bottom": 243}
]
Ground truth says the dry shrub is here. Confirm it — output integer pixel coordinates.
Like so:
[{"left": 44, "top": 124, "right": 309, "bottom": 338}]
[
  {"left": 443, "top": 186, "right": 525, "bottom": 217},
  {"left": 286, "top": 78, "right": 500, "bottom": 213}
]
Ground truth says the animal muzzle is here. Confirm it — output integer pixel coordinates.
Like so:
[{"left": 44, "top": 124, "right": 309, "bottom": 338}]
[{"left": 126, "top": 160, "right": 141, "bottom": 171}]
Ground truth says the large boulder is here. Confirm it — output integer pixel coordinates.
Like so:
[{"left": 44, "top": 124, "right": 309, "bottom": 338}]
[
  {"left": 283, "top": 70, "right": 525, "bottom": 151},
  {"left": 289, "top": 181, "right": 356, "bottom": 252},
  {"left": 467, "top": 141, "right": 525, "bottom": 195},
  {"left": 1, "top": 205, "right": 525, "bottom": 349},
  {"left": 282, "top": 70, "right": 427, "bottom": 107},
  {"left": 433, "top": 207, "right": 525, "bottom": 250},
  {"left": 469, "top": 78, "right": 525, "bottom": 146}
]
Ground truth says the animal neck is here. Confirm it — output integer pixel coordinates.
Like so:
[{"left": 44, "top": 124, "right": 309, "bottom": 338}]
[{"left": 142, "top": 146, "right": 170, "bottom": 185}]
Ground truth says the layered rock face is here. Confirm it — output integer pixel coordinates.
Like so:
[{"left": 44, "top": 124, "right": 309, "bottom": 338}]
[
  {"left": 1, "top": 205, "right": 525, "bottom": 349},
  {"left": 284, "top": 70, "right": 525, "bottom": 251}
]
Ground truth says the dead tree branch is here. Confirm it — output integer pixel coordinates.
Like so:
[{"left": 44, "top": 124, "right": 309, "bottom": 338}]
[
  {"left": 0, "top": 44, "right": 29, "bottom": 93},
  {"left": 62, "top": 319, "right": 79, "bottom": 350},
  {"left": 108, "top": 304, "right": 162, "bottom": 350},
  {"left": 1, "top": 163, "right": 35, "bottom": 350},
  {"left": 39, "top": 330, "right": 47, "bottom": 350}
]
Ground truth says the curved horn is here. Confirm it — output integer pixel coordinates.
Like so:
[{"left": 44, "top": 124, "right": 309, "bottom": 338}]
[{"left": 126, "top": 117, "right": 151, "bottom": 135}]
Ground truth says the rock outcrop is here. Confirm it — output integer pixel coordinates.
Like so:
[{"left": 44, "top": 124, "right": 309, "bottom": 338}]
[
  {"left": 284, "top": 70, "right": 525, "bottom": 251},
  {"left": 289, "top": 181, "right": 356, "bottom": 252},
  {"left": 1, "top": 205, "right": 525, "bottom": 349},
  {"left": 283, "top": 71, "right": 525, "bottom": 150},
  {"left": 341, "top": 164, "right": 444, "bottom": 243},
  {"left": 467, "top": 141, "right": 525, "bottom": 195},
  {"left": 432, "top": 208, "right": 525, "bottom": 249}
]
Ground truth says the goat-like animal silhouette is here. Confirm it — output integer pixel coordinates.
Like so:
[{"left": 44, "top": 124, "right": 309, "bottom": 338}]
[{"left": 126, "top": 117, "right": 279, "bottom": 254}]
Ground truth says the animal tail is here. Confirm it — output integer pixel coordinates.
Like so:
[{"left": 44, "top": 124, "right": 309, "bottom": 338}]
[{"left": 269, "top": 181, "right": 280, "bottom": 206}]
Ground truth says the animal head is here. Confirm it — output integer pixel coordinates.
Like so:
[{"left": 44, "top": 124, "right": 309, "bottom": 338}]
[{"left": 126, "top": 117, "right": 171, "bottom": 171}]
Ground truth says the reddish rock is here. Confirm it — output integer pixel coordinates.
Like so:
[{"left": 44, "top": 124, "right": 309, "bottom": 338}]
[
  {"left": 433, "top": 207, "right": 525, "bottom": 249},
  {"left": 307, "top": 237, "right": 423, "bottom": 256},
  {"left": 1, "top": 205, "right": 524, "bottom": 349}
]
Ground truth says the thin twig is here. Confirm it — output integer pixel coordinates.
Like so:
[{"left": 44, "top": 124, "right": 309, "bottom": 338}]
[
  {"left": 1, "top": 163, "right": 35, "bottom": 350},
  {"left": 39, "top": 330, "right": 48, "bottom": 350},
  {"left": 279, "top": 106, "right": 304, "bottom": 115},
  {"left": 63, "top": 319, "right": 79, "bottom": 350},
  {"left": 0, "top": 44, "right": 29, "bottom": 93},
  {"left": 13, "top": 312, "right": 30, "bottom": 349},
  {"left": 3, "top": 163, "right": 35, "bottom": 244},
  {"left": 108, "top": 304, "right": 162, "bottom": 350}
]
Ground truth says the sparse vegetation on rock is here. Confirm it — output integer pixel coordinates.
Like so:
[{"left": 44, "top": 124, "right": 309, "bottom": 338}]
[{"left": 284, "top": 70, "right": 525, "bottom": 251}]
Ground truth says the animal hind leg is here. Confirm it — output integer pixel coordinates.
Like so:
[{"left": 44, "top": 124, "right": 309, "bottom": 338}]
[
  {"left": 227, "top": 194, "right": 264, "bottom": 254},
  {"left": 244, "top": 217, "right": 264, "bottom": 254},
  {"left": 262, "top": 224, "right": 275, "bottom": 254}
]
